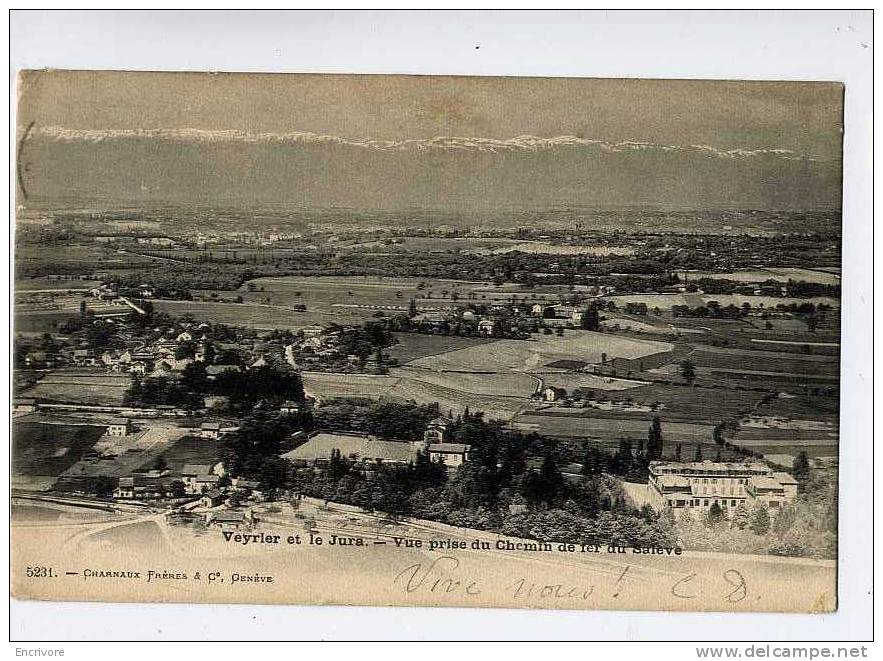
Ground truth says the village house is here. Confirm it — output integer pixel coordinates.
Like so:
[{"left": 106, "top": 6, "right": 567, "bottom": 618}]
[
  {"left": 426, "top": 442, "right": 471, "bottom": 467},
  {"left": 149, "top": 360, "right": 175, "bottom": 378},
  {"left": 181, "top": 464, "right": 214, "bottom": 494},
  {"left": 201, "top": 488, "right": 225, "bottom": 508},
  {"left": 205, "top": 510, "right": 254, "bottom": 529},
  {"left": 114, "top": 476, "right": 167, "bottom": 500},
  {"left": 647, "top": 460, "right": 798, "bottom": 517},
  {"left": 542, "top": 386, "right": 567, "bottom": 402},
  {"left": 423, "top": 417, "right": 452, "bottom": 444},
  {"left": 279, "top": 401, "right": 300, "bottom": 415},
  {"left": 231, "top": 478, "right": 264, "bottom": 501},
  {"left": 71, "top": 348, "right": 97, "bottom": 367},
  {"left": 199, "top": 422, "right": 223, "bottom": 439},
  {"left": 129, "top": 361, "right": 150, "bottom": 375},
  {"left": 194, "top": 474, "right": 221, "bottom": 493},
  {"left": 12, "top": 398, "right": 38, "bottom": 414},
  {"left": 107, "top": 418, "right": 133, "bottom": 437},
  {"left": 205, "top": 364, "right": 241, "bottom": 380},
  {"left": 301, "top": 325, "right": 325, "bottom": 339}
]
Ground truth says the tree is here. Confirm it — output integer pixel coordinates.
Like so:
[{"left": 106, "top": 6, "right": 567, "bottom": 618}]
[
  {"left": 408, "top": 298, "right": 418, "bottom": 317},
  {"left": 647, "top": 416, "right": 664, "bottom": 461},
  {"left": 749, "top": 503, "right": 771, "bottom": 535},
  {"left": 538, "top": 451, "right": 563, "bottom": 506},
  {"left": 792, "top": 451, "right": 811, "bottom": 483},
  {"left": 680, "top": 359, "right": 696, "bottom": 384},
  {"left": 579, "top": 303, "right": 600, "bottom": 331},
  {"left": 175, "top": 340, "right": 196, "bottom": 360},
  {"left": 731, "top": 502, "right": 750, "bottom": 530},
  {"left": 613, "top": 440, "right": 634, "bottom": 475},
  {"left": 674, "top": 443, "right": 682, "bottom": 462},
  {"left": 694, "top": 444, "right": 703, "bottom": 462},
  {"left": 180, "top": 361, "right": 208, "bottom": 392},
  {"left": 706, "top": 501, "right": 724, "bottom": 526}
]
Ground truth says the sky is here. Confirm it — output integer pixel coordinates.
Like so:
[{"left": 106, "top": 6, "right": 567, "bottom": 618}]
[
  {"left": 16, "top": 71, "right": 844, "bottom": 210},
  {"left": 18, "top": 71, "right": 844, "bottom": 157}
]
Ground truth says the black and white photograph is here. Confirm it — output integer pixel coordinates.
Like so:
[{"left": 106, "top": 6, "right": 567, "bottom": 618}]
[{"left": 6, "top": 8, "right": 874, "bottom": 648}]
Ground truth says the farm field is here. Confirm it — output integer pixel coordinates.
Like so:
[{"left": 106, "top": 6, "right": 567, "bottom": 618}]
[
  {"left": 685, "top": 346, "right": 840, "bottom": 376},
  {"left": 468, "top": 240, "right": 635, "bottom": 256},
  {"left": 21, "top": 369, "right": 132, "bottom": 405},
  {"left": 601, "top": 316, "right": 705, "bottom": 336},
  {"left": 605, "top": 293, "right": 840, "bottom": 309},
  {"left": 302, "top": 372, "right": 400, "bottom": 400},
  {"left": 12, "top": 421, "right": 107, "bottom": 479},
  {"left": 152, "top": 435, "right": 223, "bottom": 474},
  {"left": 389, "top": 367, "right": 539, "bottom": 397},
  {"left": 15, "top": 277, "right": 104, "bottom": 291},
  {"left": 616, "top": 384, "right": 766, "bottom": 423},
  {"left": 387, "top": 332, "right": 495, "bottom": 364},
  {"left": 62, "top": 425, "right": 188, "bottom": 481},
  {"left": 755, "top": 393, "right": 839, "bottom": 418},
  {"left": 242, "top": 275, "right": 489, "bottom": 309},
  {"left": 14, "top": 311, "right": 79, "bottom": 333},
  {"left": 152, "top": 299, "right": 367, "bottom": 330},
  {"left": 301, "top": 369, "right": 534, "bottom": 420},
  {"left": 675, "top": 268, "right": 840, "bottom": 285},
  {"left": 533, "top": 372, "right": 648, "bottom": 392},
  {"left": 409, "top": 331, "right": 672, "bottom": 372},
  {"left": 750, "top": 338, "right": 839, "bottom": 348},
  {"left": 388, "top": 377, "right": 529, "bottom": 421},
  {"left": 16, "top": 244, "right": 160, "bottom": 274},
  {"left": 238, "top": 275, "right": 600, "bottom": 316},
  {"left": 511, "top": 412, "right": 715, "bottom": 445}
]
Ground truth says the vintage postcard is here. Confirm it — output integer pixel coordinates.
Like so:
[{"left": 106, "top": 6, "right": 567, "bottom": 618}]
[{"left": 12, "top": 71, "right": 841, "bottom": 612}]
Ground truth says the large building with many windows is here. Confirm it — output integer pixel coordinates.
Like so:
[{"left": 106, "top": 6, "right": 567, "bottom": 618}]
[{"left": 647, "top": 460, "right": 798, "bottom": 516}]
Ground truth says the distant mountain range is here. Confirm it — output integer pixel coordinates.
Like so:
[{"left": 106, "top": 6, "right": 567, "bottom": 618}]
[{"left": 20, "top": 126, "right": 842, "bottom": 211}]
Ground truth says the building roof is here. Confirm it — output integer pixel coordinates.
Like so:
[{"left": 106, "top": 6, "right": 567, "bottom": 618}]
[
  {"left": 181, "top": 463, "right": 212, "bottom": 476},
  {"left": 771, "top": 471, "right": 799, "bottom": 485},
  {"left": 656, "top": 475, "right": 691, "bottom": 489},
  {"left": 428, "top": 417, "right": 452, "bottom": 427},
  {"left": 196, "top": 475, "right": 220, "bottom": 483},
  {"left": 750, "top": 476, "right": 785, "bottom": 491},
  {"left": 428, "top": 443, "right": 470, "bottom": 454},
  {"left": 651, "top": 460, "right": 771, "bottom": 474},
  {"left": 108, "top": 418, "right": 130, "bottom": 426},
  {"left": 200, "top": 422, "right": 222, "bottom": 430},
  {"left": 281, "top": 431, "right": 416, "bottom": 464},
  {"left": 205, "top": 364, "right": 241, "bottom": 375},
  {"left": 205, "top": 488, "right": 222, "bottom": 499}
]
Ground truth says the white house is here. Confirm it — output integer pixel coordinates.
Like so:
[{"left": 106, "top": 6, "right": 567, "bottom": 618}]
[
  {"left": 107, "top": 418, "right": 132, "bottom": 437},
  {"left": 427, "top": 443, "right": 471, "bottom": 467},
  {"left": 199, "top": 422, "right": 223, "bottom": 439},
  {"left": 542, "top": 386, "right": 567, "bottom": 402}
]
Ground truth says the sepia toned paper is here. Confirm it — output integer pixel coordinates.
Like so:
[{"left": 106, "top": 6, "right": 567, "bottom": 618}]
[{"left": 12, "top": 71, "right": 842, "bottom": 613}]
